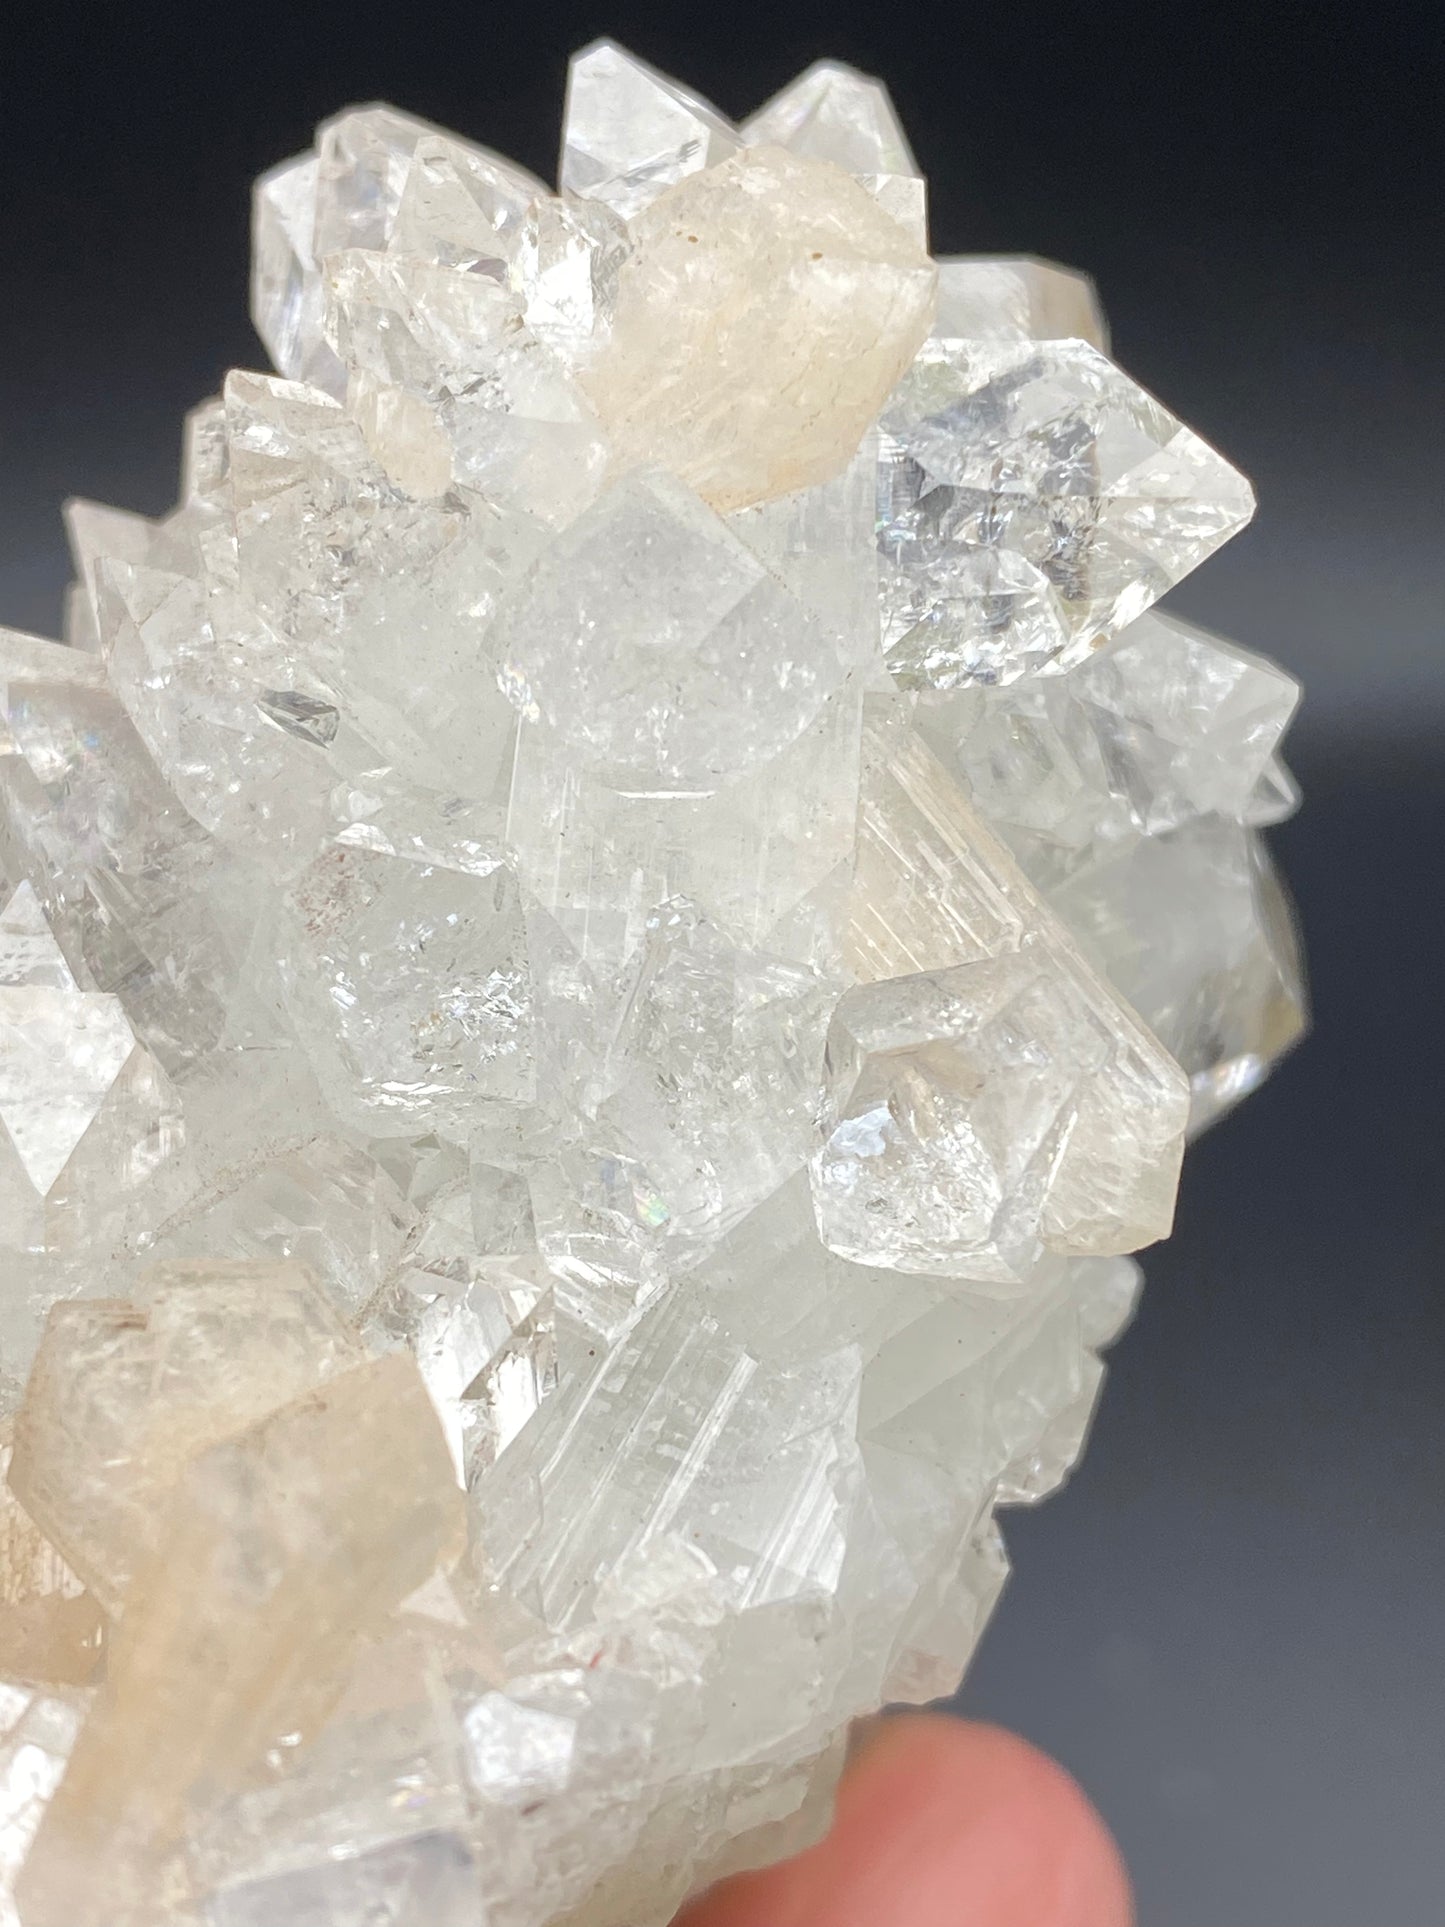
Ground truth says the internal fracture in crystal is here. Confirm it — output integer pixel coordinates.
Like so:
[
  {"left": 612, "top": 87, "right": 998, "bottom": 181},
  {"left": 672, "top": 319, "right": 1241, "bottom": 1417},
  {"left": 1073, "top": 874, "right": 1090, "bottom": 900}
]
[{"left": 0, "top": 37, "right": 1303, "bottom": 1927}]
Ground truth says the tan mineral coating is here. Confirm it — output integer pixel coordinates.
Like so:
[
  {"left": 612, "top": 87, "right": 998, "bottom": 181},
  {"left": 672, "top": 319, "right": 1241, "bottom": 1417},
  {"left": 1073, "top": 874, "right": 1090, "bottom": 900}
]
[
  {"left": 15, "top": 1352, "right": 463, "bottom": 1927},
  {"left": 0, "top": 1431, "right": 103, "bottom": 1688},
  {"left": 580, "top": 145, "right": 937, "bottom": 511},
  {"left": 8, "top": 1260, "right": 363, "bottom": 1618}
]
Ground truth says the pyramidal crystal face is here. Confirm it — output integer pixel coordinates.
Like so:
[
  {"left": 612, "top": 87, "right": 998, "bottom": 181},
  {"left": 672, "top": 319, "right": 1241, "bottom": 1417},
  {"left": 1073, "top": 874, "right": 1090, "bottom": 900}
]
[{"left": 0, "top": 39, "right": 1304, "bottom": 1927}]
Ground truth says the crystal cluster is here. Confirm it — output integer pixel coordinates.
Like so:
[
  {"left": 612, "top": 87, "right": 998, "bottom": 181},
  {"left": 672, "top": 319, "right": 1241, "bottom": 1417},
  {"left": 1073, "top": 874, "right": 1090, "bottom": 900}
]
[{"left": 0, "top": 43, "right": 1304, "bottom": 1927}]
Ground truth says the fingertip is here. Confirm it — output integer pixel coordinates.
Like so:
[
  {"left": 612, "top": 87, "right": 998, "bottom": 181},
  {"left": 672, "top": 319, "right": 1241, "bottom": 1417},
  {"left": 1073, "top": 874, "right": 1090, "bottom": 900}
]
[{"left": 678, "top": 1713, "right": 1132, "bottom": 1927}]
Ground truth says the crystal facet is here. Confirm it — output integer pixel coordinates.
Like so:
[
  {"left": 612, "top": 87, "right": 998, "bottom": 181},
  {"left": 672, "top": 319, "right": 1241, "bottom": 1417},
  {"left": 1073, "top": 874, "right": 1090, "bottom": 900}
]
[
  {"left": 932, "top": 256, "right": 1109, "bottom": 350},
  {"left": 15, "top": 1354, "right": 461, "bottom": 1927},
  {"left": 877, "top": 339, "right": 1255, "bottom": 687},
  {"left": 0, "top": 886, "right": 139, "bottom": 1198},
  {"left": 579, "top": 146, "right": 937, "bottom": 511},
  {"left": 0, "top": 42, "right": 1302, "bottom": 1927},
  {"left": 562, "top": 41, "right": 741, "bottom": 220},
  {"left": 743, "top": 60, "right": 927, "bottom": 243},
  {"left": 495, "top": 465, "right": 858, "bottom": 790}
]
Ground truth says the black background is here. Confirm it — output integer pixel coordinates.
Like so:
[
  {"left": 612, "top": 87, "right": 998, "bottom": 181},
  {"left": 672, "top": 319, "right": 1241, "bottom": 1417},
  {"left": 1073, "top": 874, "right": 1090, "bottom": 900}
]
[{"left": 2, "top": 5, "right": 1442, "bottom": 1921}]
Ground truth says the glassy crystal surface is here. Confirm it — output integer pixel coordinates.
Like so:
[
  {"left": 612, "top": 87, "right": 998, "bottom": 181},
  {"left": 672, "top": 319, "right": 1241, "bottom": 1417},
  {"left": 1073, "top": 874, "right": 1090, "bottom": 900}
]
[
  {"left": 562, "top": 41, "right": 740, "bottom": 220},
  {"left": 323, "top": 248, "right": 608, "bottom": 522},
  {"left": 742, "top": 60, "right": 927, "bottom": 243},
  {"left": 877, "top": 339, "right": 1255, "bottom": 688},
  {"left": 0, "top": 41, "right": 1302, "bottom": 1927},
  {"left": 507, "top": 669, "right": 865, "bottom": 981},
  {"left": 914, "top": 609, "right": 1300, "bottom": 874},
  {"left": 253, "top": 104, "right": 544, "bottom": 398},
  {"left": 510, "top": 192, "right": 632, "bottom": 373},
  {"left": 0, "top": 884, "right": 138, "bottom": 1198},
  {"left": 1048, "top": 817, "right": 1307, "bottom": 1130},
  {"left": 224, "top": 368, "right": 531, "bottom": 802},
  {"left": 808, "top": 712, "right": 1189, "bottom": 1278},
  {"left": 274, "top": 811, "right": 533, "bottom": 1140},
  {"left": 141, "top": 1135, "right": 416, "bottom": 1317},
  {"left": 363, "top": 1179, "right": 557, "bottom": 1482},
  {"left": 911, "top": 609, "right": 1306, "bottom": 1124},
  {"left": 210, "top": 1828, "right": 483, "bottom": 1927},
  {"left": 496, "top": 466, "right": 857, "bottom": 791}
]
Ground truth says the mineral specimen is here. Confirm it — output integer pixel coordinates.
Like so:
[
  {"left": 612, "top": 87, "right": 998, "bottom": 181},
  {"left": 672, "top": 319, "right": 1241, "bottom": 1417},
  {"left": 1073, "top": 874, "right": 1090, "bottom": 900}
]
[{"left": 0, "top": 40, "right": 1304, "bottom": 1927}]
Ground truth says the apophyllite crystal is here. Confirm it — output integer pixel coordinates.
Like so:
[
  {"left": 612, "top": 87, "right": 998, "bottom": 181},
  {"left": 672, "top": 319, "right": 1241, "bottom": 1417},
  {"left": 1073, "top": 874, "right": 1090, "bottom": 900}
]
[{"left": 0, "top": 40, "right": 1304, "bottom": 1927}]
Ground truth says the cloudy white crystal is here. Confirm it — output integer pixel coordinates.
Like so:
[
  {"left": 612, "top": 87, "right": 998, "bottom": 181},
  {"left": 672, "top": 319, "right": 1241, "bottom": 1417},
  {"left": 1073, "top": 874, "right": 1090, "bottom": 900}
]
[
  {"left": 931, "top": 255, "right": 1109, "bottom": 349},
  {"left": 0, "top": 41, "right": 1302, "bottom": 1927},
  {"left": 495, "top": 465, "right": 857, "bottom": 790}
]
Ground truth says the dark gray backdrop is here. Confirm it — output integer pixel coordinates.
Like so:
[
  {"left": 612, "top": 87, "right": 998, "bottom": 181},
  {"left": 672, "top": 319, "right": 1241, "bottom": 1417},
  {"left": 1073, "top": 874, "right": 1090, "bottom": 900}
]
[{"left": 2, "top": 5, "right": 1440, "bottom": 1921}]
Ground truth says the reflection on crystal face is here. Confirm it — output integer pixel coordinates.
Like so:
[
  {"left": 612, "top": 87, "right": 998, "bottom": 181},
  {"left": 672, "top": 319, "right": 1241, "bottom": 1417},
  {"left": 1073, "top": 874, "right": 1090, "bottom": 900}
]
[
  {"left": 507, "top": 679, "right": 865, "bottom": 979},
  {"left": 141, "top": 1135, "right": 416, "bottom": 1317},
  {"left": 909, "top": 609, "right": 1306, "bottom": 1124},
  {"left": 253, "top": 104, "right": 542, "bottom": 399},
  {"left": 495, "top": 467, "right": 856, "bottom": 793},
  {"left": 323, "top": 247, "right": 609, "bottom": 524},
  {"left": 742, "top": 59, "right": 927, "bottom": 242},
  {"left": 474, "top": 1285, "right": 862, "bottom": 1632},
  {"left": 0, "top": 885, "right": 136, "bottom": 1197},
  {"left": 562, "top": 40, "right": 740, "bottom": 220},
  {"left": 0, "top": 36, "right": 1302, "bottom": 1927},
  {"left": 1048, "top": 816, "right": 1308, "bottom": 1132},
  {"left": 257, "top": 688, "right": 341, "bottom": 747},
  {"left": 914, "top": 608, "right": 1300, "bottom": 869},
  {"left": 276, "top": 833, "right": 534, "bottom": 1141},
  {"left": 209, "top": 1828, "right": 483, "bottom": 1927},
  {"left": 814, "top": 946, "right": 1186, "bottom": 1282},
  {"left": 364, "top": 1180, "right": 557, "bottom": 1481},
  {"left": 877, "top": 339, "right": 1255, "bottom": 688}
]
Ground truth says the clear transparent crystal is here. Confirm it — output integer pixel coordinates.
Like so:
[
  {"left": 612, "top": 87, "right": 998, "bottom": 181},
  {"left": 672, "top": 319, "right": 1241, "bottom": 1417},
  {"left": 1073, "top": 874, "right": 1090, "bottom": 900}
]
[
  {"left": 878, "top": 338, "right": 1255, "bottom": 687},
  {"left": 561, "top": 41, "right": 740, "bottom": 220}
]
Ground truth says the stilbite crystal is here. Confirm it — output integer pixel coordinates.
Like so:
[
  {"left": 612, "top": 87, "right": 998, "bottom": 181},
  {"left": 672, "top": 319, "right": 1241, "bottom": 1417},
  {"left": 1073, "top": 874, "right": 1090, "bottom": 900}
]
[
  {"left": 579, "top": 146, "right": 937, "bottom": 511},
  {"left": 15, "top": 1354, "right": 462, "bottom": 1927},
  {"left": 9, "top": 1260, "right": 363, "bottom": 1615},
  {"left": 0, "top": 40, "right": 1303, "bottom": 1927},
  {"left": 0, "top": 1433, "right": 102, "bottom": 1690}
]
